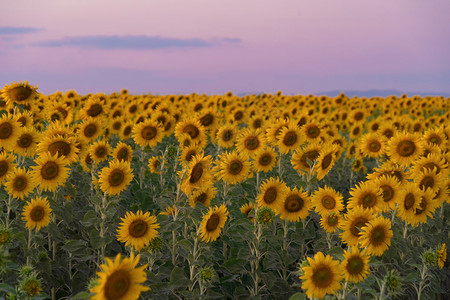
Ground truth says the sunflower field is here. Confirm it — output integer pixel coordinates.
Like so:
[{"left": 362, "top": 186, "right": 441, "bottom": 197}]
[{"left": 0, "top": 81, "right": 448, "bottom": 299}]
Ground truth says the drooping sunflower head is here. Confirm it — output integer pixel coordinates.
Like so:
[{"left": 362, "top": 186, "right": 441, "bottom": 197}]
[
  {"left": 117, "top": 210, "right": 160, "bottom": 251},
  {"left": 21, "top": 196, "right": 52, "bottom": 231},
  {"left": 1, "top": 81, "right": 39, "bottom": 106}
]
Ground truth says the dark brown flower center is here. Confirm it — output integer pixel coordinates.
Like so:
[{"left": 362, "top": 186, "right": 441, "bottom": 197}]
[
  {"left": 141, "top": 126, "right": 157, "bottom": 140},
  {"left": 263, "top": 187, "right": 278, "bottom": 204},
  {"left": 306, "top": 125, "right": 320, "bottom": 138},
  {"left": 221, "top": 130, "right": 233, "bottom": 142},
  {"left": 300, "top": 150, "right": 320, "bottom": 169},
  {"left": 95, "top": 146, "right": 107, "bottom": 159},
  {"left": 13, "top": 86, "right": 33, "bottom": 101},
  {"left": 87, "top": 103, "right": 103, "bottom": 117},
  {"left": 284, "top": 194, "right": 304, "bottom": 212},
  {"left": 361, "top": 193, "right": 377, "bottom": 208},
  {"left": 258, "top": 153, "right": 272, "bottom": 166},
  {"left": 84, "top": 124, "right": 98, "bottom": 138},
  {"left": 228, "top": 160, "right": 243, "bottom": 175},
  {"left": 283, "top": 131, "right": 298, "bottom": 146},
  {"left": 369, "top": 140, "right": 381, "bottom": 152},
  {"left": 396, "top": 140, "right": 416, "bottom": 157},
  {"left": 183, "top": 124, "right": 200, "bottom": 139},
  {"left": 206, "top": 213, "right": 220, "bottom": 231},
  {"left": 312, "top": 265, "right": 333, "bottom": 288},
  {"left": 419, "top": 176, "right": 434, "bottom": 190},
  {"left": 350, "top": 217, "right": 369, "bottom": 237},
  {"left": 404, "top": 193, "right": 415, "bottom": 210},
  {"left": 128, "top": 219, "right": 148, "bottom": 238},
  {"left": 381, "top": 185, "right": 394, "bottom": 202},
  {"left": 123, "top": 126, "right": 132, "bottom": 136},
  {"left": 48, "top": 141, "right": 71, "bottom": 157},
  {"left": 328, "top": 215, "right": 338, "bottom": 226},
  {"left": 370, "top": 225, "right": 386, "bottom": 246},
  {"left": 321, "top": 153, "right": 333, "bottom": 170},
  {"left": 104, "top": 270, "right": 131, "bottom": 300},
  {"left": 18, "top": 134, "right": 33, "bottom": 148},
  {"left": 347, "top": 256, "right": 364, "bottom": 275},
  {"left": 195, "top": 192, "right": 207, "bottom": 204},
  {"left": 117, "top": 148, "right": 129, "bottom": 161},
  {"left": 13, "top": 176, "right": 27, "bottom": 191},
  {"left": 244, "top": 136, "right": 259, "bottom": 150},
  {"left": 0, "top": 122, "right": 13, "bottom": 139},
  {"left": 30, "top": 206, "right": 45, "bottom": 222},
  {"left": 190, "top": 163, "right": 204, "bottom": 184},
  {"left": 200, "top": 114, "right": 213, "bottom": 127},
  {"left": 321, "top": 195, "right": 336, "bottom": 209},
  {"left": 41, "top": 161, "right": 59, "bottom": 180},
  {"left": 108, "top": 169, "right": 125, "bottom": 186}
]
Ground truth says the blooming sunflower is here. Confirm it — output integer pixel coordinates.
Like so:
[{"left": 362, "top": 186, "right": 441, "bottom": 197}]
[
  {"left": 312, "top": 185, "right": 344, "bottom": 216},
  {"left": 276, "top": 122, "right": 304, "bottom": 154},
  {"left": 16, "top": 111, "right": 34, "bottom": 127},
  {"left": 359, "top": 216, "right": 393, "bottom": 256},
  {"left": 188, "top": 186, "right": 217, "bottom": 208},
  {"left": 342, "top": 248, "right": 370, "bottom": 283},
  {"left": 1, "top": 81, "right": 39, "bottom": 107},
  {"left": 31, "top": 152, "right": 70, "bottom": 192},
  {"left": 21, "top": 197, "right": 52, "bottom": 231},
  {"left": 0, "top": 115, "right": 22, "bottom": 151},
  {"left": 347, "top": 181, "right": 383, "bottom": 212},
  {"left": 437, "top": 243, "right": 447, "bottom": 269},
  {"left": 37, "top": 134, "right": 79, "bottom": 164},
  {"left": 423, "top": 125, "right": 447, "bottom": 149},
  {"left": 319, "top": 213, "right": 342, "bottom": 233},
  {"left": 147, "top": 156, "right": 162, "bottom": 174},
  {"left": 99, "top": 160, "right": 134, "bottom": 196},
  {"left": 132, "top": 119, "right": 164, "bottom": 148},
  {"left": 411, "top": 188, "right": 438, "bottom": 226},
  {"left": 276, "top": 186, "right": 311, "bottom": 222},
  {"left": 78, "top": 117, "right": 103, "bottom": 143},
  {"left": 413, "top": 167, "right": 446, "bottom": 194},
  {"left": 240, "top": 202, "right": 255, "bottom": 222},
  {"left": 358, "top": 132, "right": 386, "bottom": 158},
  {"left": 112, "top": 141, "right": 133, "bottom": 163},
  {"left": 4, "top": 167, "right": 36, "bottom": 200},
  {"left": 90, "top": 253, "right": 149, "bottom": 300},
  {"left": 174, "top": 118, "right": 206, "bottom": 145},
  {"left": 13, "top": 127, "right": 40, "bottom": 157},
  {"left": 236, "top": 128, "right": 265, "bottom": 158},
  {"left": 0, "top": 152, "right": 17, "bottom": 184},
  {"left": 386, "top": 131, "right": 424, "bottom": 166},
  {"left": 218, "top": 151, "right": 252, "bottom": 185},
  {"left": 117, "top": 210, "right": 159, "bottom": 251},
  {"left": 315, "top": 143, "right": 339, "bottom": 180},
  {"left": 79, "top": 95, "right": 108, "bottom": 120},
  {"left": 89, "top": 139, "right": 111, "bottom": 163},
  {"left": 300, "top": 251, "right": 343, "bottom": 299},
  {"left": 265, "top": 118, "right": 288, "bottom": 146},
  {"left": 180, "top": 154, "right": 213, "bottom": 195},
  {"left": 291, "top": 142, "right": 322, "bottom": 174},
  {"left": 339, "top": 206, "right": 376, "bottom": 247},
  {"left": 370, "top": 175, "right": 401, "bottom": 212},
  {"left": 179, "top": 144, "right": 203, "bottom": 165},
  {"left": 199, "top": 204, "right": 229, "bottom": 243},
  {"left": 256, "top": 177, "right": 288, "bottom": 210},
  {"left": 395, "top": 182, "right": 423, "bottom": 225},
  {"left": 251, "top": 147, "right": 278, "bottom": 173},
  {"left": 302, "top": 122, "right": 322, "bottom": 143},
  {"left": 119, "top": 121, "right": 134, "bottom": 141}
]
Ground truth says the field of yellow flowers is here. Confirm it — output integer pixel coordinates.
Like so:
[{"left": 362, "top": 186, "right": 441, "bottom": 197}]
[{"left": 0, "top": 81, "right": 448, "bottom": 299}]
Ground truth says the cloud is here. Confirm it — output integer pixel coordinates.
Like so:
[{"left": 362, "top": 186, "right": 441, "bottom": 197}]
[
  {"left": 0, "top": 26, "right": 44, "bottom": 35},
  {"left": 34, "top": 35, "right": 241, "bottom": 50}
]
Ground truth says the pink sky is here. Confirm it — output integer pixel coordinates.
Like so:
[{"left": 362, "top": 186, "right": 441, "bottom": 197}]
[{"left": 1, "top": 0, "right": 449, "bottom": 95}]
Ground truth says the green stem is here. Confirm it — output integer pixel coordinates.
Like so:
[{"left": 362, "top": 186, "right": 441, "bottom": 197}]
[
  {"left": 189, "top": 235, "right": 199, "bottom": 291},
  {"left": 5, "top": 195, "right": 12, "bottom": 229},
  {"left": 26, "top": 229, "right": 32, "bottom": 266}
]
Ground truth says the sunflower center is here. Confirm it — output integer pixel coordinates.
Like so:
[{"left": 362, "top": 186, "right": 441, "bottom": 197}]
[
  {"left": 415, "top": 197, "right": 428, "bottom": 215},
  {"left": 301, "top": 150, "right": 320, "bottom": 169},
  {"left": 321, "top": 153, "right": 333, "bottom": 170},
  {"left": 108, "top": 169, "right": 125, "bottom": 187},
  {"left": 252, "top": 119, "right": 262, "bottom": 129},
  {"left": 328, "top": 215, "right": 338, "bottom": 226},
  {"left": 141, "top": 126, "right": 157, "bottom": 140},
  {"left": 307, "top": 126, "right": 320, "bottom": 138},
  {"left": 185, "top": 150, "right": 196, "bottom": 162},
  {"left": 396, "top": 140, "right": 415, "bottom": 157},
  {"left": 228, "top": 160, "right": 243, "bottom": 175},
  {"left": 17, "top": 116, "right": 27, "bottom": 126},
  {"left": 422, "top": 163, "right": 440, "bottom": 174},
  {"left": 347, "top": 256, "right": 364, "bottom": 275},
  {"left": 95, "top": 146, "right": 107, "bottom": 158},
  {"left": 112, "top": 121, "right": 121, "bottom": 130},
  {"left": 382, "top": 129, "right": 394, "bottom": 139},
  {"left": 117, "top": 149, "right": 128, "bottom": 161},
  {"left": 206, "top": 213, "right": 220, "bottom": 231},
  {"left": 0, "top": 122, "right": 13, "bottom": 139},
  {"left": 190, "top": 163, "right": 204, "bottom": 184},
  {"left": 321, "top": 195, "right": 336, "bottom": 209},
  {"left": 404, "top": 193, "right": 415, "bottom": 210},
  {"left": 12, "top": 86, "right": 33, "bottom": 101},
  {"left": 48, "top": 141, "right": 71, "bottom": 157},
  {"left": 312, "top": 265, "right": 333, "bottom": 288},
  {"left": 361, "top": 193, "right": 376, "bottom": 208},
  {"left": 221, "top": 130, "right": 233, "bottom": 142},
  {"left": 263, "top": 187, "right": 277, "bottom": 204},
  {"left": 369, "top": 141, "right": 381, "bottom": 152},
  {"left": 258, "top": 154, "right": 272, "bottom": 166},
  {"left": 350, "top": 217, "right": 368, "bottom": 237},
  {"left": 283, "top": 131, "right": 298, "bottom": 146},
  {"left": 30, "top": 206, "right": 45, "bottom": 222},
  {"left": 87, "top": 103, "right": 103, "bottom": 117},
  {"left": 14, "top": 176, "right": 27, "bottom": 191},
  {"left": 419, "top": 176, "right": 434, "bottom": 190},
  {"left": 354, "top": 112, "right": 364, "bottom": 121},
  {"left": 183, "top": 124, "right": 200, "bottom": 139},
  {"left": 84, "top": 124, "right": 98, "bottom": 138},
  {"left": 123, "top": 126, "right": 132, "bottom": 136},
  {"left": 428, "top": 135, "right": 440, "bottom": 145},
  {"left": 41, "top": 161, "right": 59, "bottom": 180},
  {"left": 381, "top": 185, "right": 394, "bottom": 202},
  {"left": 104, "top": 270, "right": 131, "bottom": 300},
  {"left": 195, "top": 192, "right": 207, "bottom": 203},
  {"left": 18, "top": 134, "right": 33, "bottom": 148},
  {"left": 244, "top": 136, "right": 259, "bottom": 150},
  {"left": 128, "top": 220, "right": 148, "bottom": 238},
  {"left": 128, "top": 105, "right": 137, "bottom": 114},
  {"left": 234, "top": 111, "right": 243, "bottom": 121},
  {"left": 200, "top": 114, "right": 213, "bottom": 127},
  {"left": 370, "top": 225, "right": 386, "bottom": 246},
  {"left": 284, "top": 194, "right": 304, "bottom": 212}
]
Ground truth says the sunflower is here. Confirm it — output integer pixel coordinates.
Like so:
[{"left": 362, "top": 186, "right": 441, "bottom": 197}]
[
  {"left": 0, "top": 152, "right": 17, "bottom": 184},
  {"left": 21, "top": 197, "right": 52, "bottom": 231},
  {"left": 117, "top": 210, "right": 159, "bottom": 251},
  {"left": 265, "top": 118, "right": 289, "bottom": 146},
  {"left": 302, "top": 122, "right": 322, "bottom": 143},
  {"left": 112, "top": 142, "right": 133, "bottom": 163},
  {"left": 256, "top": 177, "right": 288, "bottom": 210},
  {"left": 370, "top": 175, "right": 401, "bottom": 212},
  {"left": 199, "top": 204, "right": 229, "bottom": 243},
  {"left": 1, "top": 81, "right": 39, "bottom": 107},
  {"left": 37, "top": 134, "right": 79, "bottom": 164},
  {"left": 339, "top": 207, "right": 376, "bottom": 247},
  {"left": 423, "top": 125, "right": 447, "bottom": 149},
  {"left": 43, "top": 121, "right": 73, "bottom": 139},
  {"left": 276, "top": 123, "right": 304, "bottom": 154},
  {"left": 366, "top": 162, "right": 408, "bottom": 184},
  {"left": 4, "top": 167, "right": 36, "bottom": 200},
  {"left": 218, "top": 151, "right": 252, "bottom": 185},
  {"left": 90, "top": 253, "right": 149, "bottom": 300},
  {"left": 276, "top": 186, "right": 311, "bottom": 222},
  {"left": 79, "top": 95, "right": 108, "bottom": 120},
  {"left": 210, "top": 123, "right": 232, "bottom": 146},
  {"left": 179, "top": 144, "right": 203, "bottom": 165},
  {"left": 291, "top": 142, "right": 322, "bottom": 174},
  {"left": 78, "top": 117, "right": 103, "bottom": 142},
  {"left": 342, "top": 248, "right": 370, "bottom": 283},
  {"left": 387, "top": 131, "right": 424, "bottom": 166},
  {"left": 315, "top": 143, "right": 339, "bottom": 180},
  {"left": 312, "top": 185, "right": 344, "bottom": 216},
  {"left": 437, "top": 243, "right": 447, "bottom": 269},
  {"left": 196, "top": 107, "right": 221, "bottom": 133},
  {"left": 132, "top": 119, "right": 164, "bottom": 148},
  {"left": 99, "top": 160, "right": 134, "bottom": 196},
  {"left": 181, "top": 154, "right": 213, "bottom": 195},
  {"left": 110, "top": 118, "right": 123, "bottom": 135},
  {"left": 251, "top": 147, "right": 278, "bottom": 173},
  {"left": 236, "top": 128, "right": 265, "bottom": 158},
  {"left": 188, "top": 186, "right": 217, "bottom": 208},
  {"left": 300, "top": 251, "right": 343, "bottom": 299},
  {"left": 411, "top": 188, "right": 438, "bottom": 226},
  {"left": 148, "top": 156, "right": 163, "bottom": 174},
  {"left": 159, "top": 205, "right": 178, "bottom": 217},
  {"left": 319, "top": 213, "right": 342, "bottom": 233},
  {"left": 0, "top": 115, "right": 22, "bottom": 151},
  {"left": 347, "top": 181, "right": 383, "bottom": 212},
  {"left": 13, "top": 127, "right": 40, "bottom": 157},
  {"left": 16, "top": 111, "right": 34, "bottom": 127},
  {"left": 395, "top": 182, "right": 423, "bottom": 225},
  {"left": 31, "top": 152, "right": 70, "bottom": 192},
  {"left": 119, "top": 121, "right": 134, "bottom": 141},
  {"left": 240, "top": 202, "right": 255, "bottom": 222},
  {"left": 174, "top": 118, "right": 206, "bottom": 145},
  {"left": 359, "top": 216, "right": 393, "bottom": 256},
  {"left": 413, "top": 167, "right": 446, "bottom": 194},
  {"left": 358, "top": 133, "right": 386, "bottom": 158},
  {"left": 89, "top": 140, "right": 111, "bottom": 163}
]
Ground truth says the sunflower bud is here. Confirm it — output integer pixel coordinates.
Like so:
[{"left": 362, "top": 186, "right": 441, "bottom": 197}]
[
  {"left": 422, "top": 249, "right": 438, "bottom": 267},
  {"left": 148, "top": 236, "right": 164, "bottom": 253},
  {"left": 384, "top": 269, "right": 403, "bottom": 296},
  {"left": 256, "top": 207, "right": 274, "bottom": 225},
  {"left": 20, "top": 276, "right": 42, "bottom": 297},
  {"left": 199, "top": 266, "right": 215, "bottom": 283},
  {"left": 0, "top": 227, "right": 12, "bottom": 246},
  {"left": 19, "top": 265, "right": 34, "bottom": 278}
]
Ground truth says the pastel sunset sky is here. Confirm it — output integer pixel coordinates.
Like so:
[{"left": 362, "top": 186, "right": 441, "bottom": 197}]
[{"left": 1, "top": 0, "right": 449, "bottom": 95}]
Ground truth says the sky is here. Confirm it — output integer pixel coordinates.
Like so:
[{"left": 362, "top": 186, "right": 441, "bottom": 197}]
[{"left": 1, "top": 0, "right": 450, "bottom": 96}]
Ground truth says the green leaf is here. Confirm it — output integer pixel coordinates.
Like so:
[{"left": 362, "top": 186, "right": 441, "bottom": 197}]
[
  {"left": 0, "top": 283, "right": 15, "bottom": 294},
  {"left": 169, "top": 266, "right": 190, "bottom": 289},
  {"left": 70, "top": 291, "right": 92, "bottom": 299},
  {"left": 288, "top": 292, "right": 307, "bottom": 300},
  {"left": 62, "top": 239, "right": 87, "bottom": 253},
  {"left": 222, "top": 258, "right": 248, "bottom": 274},
  {"left": 81, "top": 210, "right": 99, "bottom": 227}
]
